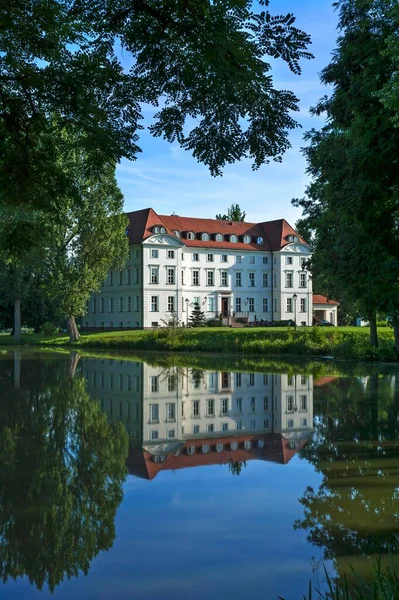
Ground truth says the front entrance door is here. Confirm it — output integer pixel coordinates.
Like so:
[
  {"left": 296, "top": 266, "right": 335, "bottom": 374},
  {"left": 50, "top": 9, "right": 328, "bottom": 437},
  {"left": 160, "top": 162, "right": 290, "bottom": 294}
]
[{"left": 221, "top": 297, "right": 229, "bottom": 317}]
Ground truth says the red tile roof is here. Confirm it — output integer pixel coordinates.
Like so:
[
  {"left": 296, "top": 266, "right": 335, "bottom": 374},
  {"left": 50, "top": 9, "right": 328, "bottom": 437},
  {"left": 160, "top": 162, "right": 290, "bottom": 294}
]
[
  {"left": 314, "top": 376, "right": 339, "bottom": 387},
  {"left": 125, "top": 208, "right": 310, "bottom": 252},
  {"left": 127, "top": 433, "right": 309, "bottom": 480},
  {"left": 313, "top": 294, "right": 340, "bottom": 306}
]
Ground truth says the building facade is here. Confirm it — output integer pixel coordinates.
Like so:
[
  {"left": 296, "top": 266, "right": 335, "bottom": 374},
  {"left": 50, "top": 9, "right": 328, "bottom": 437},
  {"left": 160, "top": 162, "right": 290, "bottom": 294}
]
[
  {"left": 84, "top": 208, "right": 313, "bottom": 329},
  {"left": 81, "top": 357, "right": 314, "bottom": 478}
]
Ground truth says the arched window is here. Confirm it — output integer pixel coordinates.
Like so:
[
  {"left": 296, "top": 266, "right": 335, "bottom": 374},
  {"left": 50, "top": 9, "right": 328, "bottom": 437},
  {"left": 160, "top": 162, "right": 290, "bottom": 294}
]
[
  {"left": 244, "top": 441, "right": 252, "bottom": 450},
  {"left": 216, "top": 444, "right": 224, "bottom": 452},
  {"left": 201, "top": 233, "right": 209, "bottom": 241},
  {"left": 187, "top": 446, "right": 196, "bottom": 455},
  {"left": 160, "top": 227, "right": 166, "bottom": 234},
  {"left": 154, "top": 226, "right": 160, "bottom": 233},
  {"left": 231, "top": 441, "right": 238, "bottom": 451},
  {"left": 216, "top": 233, "right": 223, "bottom": 242},
  {"left": 287, "top": 235, "right": 294, "bottom": 242},
  {"left": 202, "top": 444, "right": 210, "bottom": 453},
  {"left": 257, "top": 236, "right": 263, "bottom": 245},
  {"left": 187, "top": 232, "right": 195, "bottom": 240},
  {"left": 293, "top": 236, "right": 298, "bottom": 242},
  {"left": 173, "top": 230, "right": 180, "bottom": 238},
  {"left": 230, "top": 234, "right": 238, "bottom": 243},
  {"left": 244, "top": 235, "right": 251, "bottom": 244},
  {"left": 257, "top": 440, "right": 264, "bottom": 448}
]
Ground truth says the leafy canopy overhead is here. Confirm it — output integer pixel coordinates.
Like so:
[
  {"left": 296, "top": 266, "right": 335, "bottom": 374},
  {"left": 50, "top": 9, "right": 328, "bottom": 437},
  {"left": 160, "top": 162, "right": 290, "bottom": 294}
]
[
  {"left": 0, "top": 0, "right": 313, "bottom": 210},
  {"left": 216, "top": 203, "right": 246, "bottom": 221}
]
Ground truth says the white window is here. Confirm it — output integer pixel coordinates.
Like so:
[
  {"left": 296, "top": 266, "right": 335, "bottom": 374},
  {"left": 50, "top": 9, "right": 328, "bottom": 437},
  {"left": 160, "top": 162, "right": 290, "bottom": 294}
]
[
  {"left": 167, "top": 250, "right": 175, "bottom": 259},
  {"left": 236, "top": 398, "right": 242, "bottom": 413},
  {"left": 135, "top": 296, "right": 140, "bottom": 311},
  {"left": 301, "top": 375, "right": 307, "bottom": 385},
  {"left": 286, "top": 419, "right": 294, "bottom": 429},
  {"left": 207, "top": 399, "right": 215, "bottom": 416},
  {"left": 216, "top": 233, "right": 223, "bottom": 242},
  {"left": 150, "top": 267, "right": 159, "bottom": 284},
  {"left": 235, "top": 272, "right": 242, "bottom": 286},
  {"left": 263, "top": 298, "right": 268, "bottom": 312},
  {"left": 221, "top": 398, "right": 228, "bottom": 415},
  {"left": 264, "top": 396, "right": 269, "bottom": 410},
  {"left": 250, "top": 420, "right": 256, "bottom": 429},
  {"left": 300, "top": 395, "right": 307, "bottom": 411},
  {"left": 150, "top": 430, "right": 159, "bottom": 440},
  {"left": 257, "top": 237, "right": 263, "bottom": 244},
  {"left": 263, "top": 256, "right": 268, "bottom": 264},
  {"left": 167, "top": 429, "right": 175, "bottom": 439},
  {"left": 167, "top": 296, "right": 175, "bottom": 312},
  {"left": 181, "top": 270, "right": 184, "bottom": 285},
  {"left": 236, "top": 255, "right": 242, "bottom": 263},
  {"left": 235, "top": 373, "right": 241, "bottom": 387},
  {"left": 230, "top": 234, "right": 238, "bottom": 243},
  {"left": 221, "top": 254, "right": 228, "bottom": 263},
  {"left": 264, "top": 418, "right": 269, "bottom": 428},
  {"left": 216, "top": 443, "right": 224, "bottom": 452},
  {"left": 250, "top": 397, "right": 256, "bottom": 411},
  {"left": 236, "top": 421, "right": 243, "bottom": 430},
  {"left": 202, "top": 233, "right": 210, "bottom": 241},
  {"left": 173, "top": 231, "right": 180, "bottom": 238},
  {"left": 202, "top": 444, "right": 210, "bottom": 453},
  {"left": 151, "top": 249, "right": 158, "bottom": 259},
  {"left": 300, "top": 298, "right": 306, "bottom": 312},
  {"left": 193, "top": 424, "right": 200, "bottom": 434},
  {"left": 167, "top": 268, "right": 175, "bottom": 284},
  {"left": 244, "top": 235, "right": 251, "bottom": 244},
  {"left": 235, "top": 297, "right": 242, "bottom": 312},
  {"left": 207, "top": 424, "right": 214, "bottom": 433},
  {"left": 263, "top": 374, "right": 269, "bottom": 385},
  {"left": 192, "top": 253, "right": 199, "bottom": 261},
  {"left": 286, "top": 297, "right": 293, "bottom": 312},
  {"left": 149, "top": 404, "right": 159, "bottom": 421},
  {"left": 286, "top": 256, "right": 293, "bottom": 264},
  {"left": 274, "top": 297, "right": 277, "bottom": 312},
  {"left": 222, "top": 423, "right": 229, "bottom": 431},
  {"left": 249, "top": 272, "right": 255, "bottom": 287},
  {"left": 300, "top": 257, "right": 307, "bottom": 267},
  {"left": 109, "top": 297, "right": 114, "bottom": 312},
  {"left": 208, "top": 296, "right": 215, "bottom": 312},
  {"left": 151, "top": 296, "right": 159, "bottom": 312},
  {"left": 300, "top": 418, "right": 308, "bottom": 427},
  {"left": 287, "top": 396, "right": 294, "bottom": 411},
  {"left": 262, "top": 272, "right": 269, "bottom": 287},
  {"left": 248, "top": 298, "right": 255, "bottom": 312},
  {"left": 287, "top": 376, "right": 294, "bottom": 386},
  {"left": 273, "top": 273, "right": 277, "bottom": 287},
  {"left": 249, "top": 374, "right": 255, "bottom": 386},
  {"left": 250, "top": 255, "right": 255, "bottom": 264},
  {"left": 187, "top": 232, "right": 195, "bottom": 240},
  {"left": 300, "top": 272, "right": 307, "bottom": 288},
  {"left": 207, "top": 253, "right": 214, "bottom": 262},
  {"left": 166, "top": 403, "right": 176, "bottom": 421},
  {"left": 207, "top": 271, "right": 214, "bottom": 286},
  {"left": 286, "top": 272, "right": 293, "bottom": 288},
  {"left": 193, "top": 296, "right": 200, "bottom": 306},
  {"left": 221, "top": 271, "right": 228, "bottom": 286},
  {"left": 193, "top": 400, "right": 200, "bottom": 417},
  {"left": 192, "top": 270, "right": 199, "bottom": 285},
  {"left": 167, "top": 375, "right": 176, "bottom": 392}
]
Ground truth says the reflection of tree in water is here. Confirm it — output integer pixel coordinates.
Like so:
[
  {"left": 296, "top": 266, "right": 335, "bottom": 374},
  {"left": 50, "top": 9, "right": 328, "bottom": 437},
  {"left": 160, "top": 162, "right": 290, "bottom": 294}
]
[
  {"left": 296, "top": 374, "right": 399, "bottom": 581},
  {"left": 228, "top": 461, "right": 247, "bottom": 476},
  {"left": 0, "top": 353, "right": 128, "bottom": 592}
]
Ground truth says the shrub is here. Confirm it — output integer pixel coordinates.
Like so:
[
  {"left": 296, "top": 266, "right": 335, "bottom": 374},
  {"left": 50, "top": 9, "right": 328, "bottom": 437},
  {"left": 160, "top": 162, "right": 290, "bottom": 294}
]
[
  {"left": 207, "top": 319, "right": 222, "bottom": 327},
  {"left": 235, "top": 317, "right": 247, "bottom": 324},
  {"left": 41, "top": 322, "right": 59, "bottom": 336}
]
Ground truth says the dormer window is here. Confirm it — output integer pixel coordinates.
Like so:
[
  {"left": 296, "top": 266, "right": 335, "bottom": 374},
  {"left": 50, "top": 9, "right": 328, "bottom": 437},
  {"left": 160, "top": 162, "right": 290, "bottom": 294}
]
[
  {"left": 216, "top": 233, "right": 223, "bottom": 242},
  {"left": 154, "top": 226, "right": 160, "bottom": 233},
  {"left": 160, "top": 227, "right": 166, "bottom": 234},
  {"left": 257, "top": 237, "right": 263, "bottom": 245},
  {"left": 287, "top": 235, "right": 294, "bottom": 242},
  {"left": 202, "top": 444, "right": 210, "bottom": 453},
  {"left": 201, "top": 233, "right": 209, "bottom": 241},
  {"left": 230, "top": 234, "right": 238, "bottom": 243},
  {"left": 186, "top": 232, "right": 195, "bottom": 240},
  {"left": 230, "top": 441, "right": 238, "bottom": 451},
  {"left": 173, "top": 230, "right": 180, "bottom": 238},
  {"left": 293, "top": 236, "right": 299, "bottom": 242},
  {"left": 243, "top": 235, "right": 251, "bottom": 244}
]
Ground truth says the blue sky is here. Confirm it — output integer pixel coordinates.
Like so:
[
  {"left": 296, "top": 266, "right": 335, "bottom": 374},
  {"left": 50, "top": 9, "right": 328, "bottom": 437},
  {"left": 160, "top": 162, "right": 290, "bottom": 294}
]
[{"left": 117, "top": 1, "right": 339, "bottom": 227}]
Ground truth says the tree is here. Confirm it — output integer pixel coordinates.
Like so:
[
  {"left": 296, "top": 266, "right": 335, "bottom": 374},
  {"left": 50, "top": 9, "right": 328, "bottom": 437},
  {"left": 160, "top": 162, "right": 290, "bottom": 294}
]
[
  {"left": 0, "top": 351, "right": 128, "bottom": 592},
  {"left": 188, "top": 302, "right": 207, "bottom": 327},
  {"left": 0, "top": 1, "right": 313, "bottom": 217},
  {"left": 44, "top": 155, "right": 128, "bottom": 342},
  {"left": 228, "top": 461, "right": 247, "bottom": 476},
  {"left": 293, "top": 0, "right": 399, "bottom": 349},
  {"left": 216, "top": 204, "right": 246, "bottom": 221}
]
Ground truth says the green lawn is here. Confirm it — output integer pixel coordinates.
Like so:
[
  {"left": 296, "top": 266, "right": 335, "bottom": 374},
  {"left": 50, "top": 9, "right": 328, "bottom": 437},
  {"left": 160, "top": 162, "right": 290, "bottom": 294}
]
[{"left": 0, "top": 326, "right": 396, "bottom": 362}]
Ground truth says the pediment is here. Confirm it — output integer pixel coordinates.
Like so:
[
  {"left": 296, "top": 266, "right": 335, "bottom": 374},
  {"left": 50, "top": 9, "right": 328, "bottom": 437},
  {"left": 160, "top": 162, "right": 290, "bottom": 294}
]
[
  {"left": 282, "top": 243, "right": 310, "bottom": 253},
  {"left": 144, "top": 234, "right": 184, "bottom": 247}
]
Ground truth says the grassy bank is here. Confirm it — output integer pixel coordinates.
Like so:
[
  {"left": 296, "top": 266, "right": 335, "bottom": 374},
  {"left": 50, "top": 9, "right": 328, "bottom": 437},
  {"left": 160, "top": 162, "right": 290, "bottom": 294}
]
[{"left": 0, "top": 326, "right": 397, "bottom": 362}]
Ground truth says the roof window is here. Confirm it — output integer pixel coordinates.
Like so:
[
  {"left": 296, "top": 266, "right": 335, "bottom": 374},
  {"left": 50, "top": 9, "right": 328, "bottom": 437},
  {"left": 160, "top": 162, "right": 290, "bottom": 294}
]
[
  {"left": 257, "top": 237, "right": 263, "bottom": 245},
  {"left": 230, "top": 234, "right": 238, "bottom": 243},
  {"left": 216, "top": 233, "right": 223, "bottom": 242},
  {"left": 243, "top": 235, "right": 251, "bottom": 244},
  {"left": 201, "top": 233, "right": 210, "bottom": 241},
  {"left": 186, "top": 232, "right": 195, "bottom": 240}
]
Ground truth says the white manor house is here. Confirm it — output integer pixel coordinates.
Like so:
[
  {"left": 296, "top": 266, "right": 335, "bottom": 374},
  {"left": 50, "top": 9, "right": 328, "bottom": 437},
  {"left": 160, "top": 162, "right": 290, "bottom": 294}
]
[{"left": 84, "top": 207, "right": 313, "bottom": 329}]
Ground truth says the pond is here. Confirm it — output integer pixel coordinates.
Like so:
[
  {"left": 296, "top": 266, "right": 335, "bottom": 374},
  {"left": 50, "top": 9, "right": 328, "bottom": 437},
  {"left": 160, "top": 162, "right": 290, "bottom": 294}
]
[{"left": 0, "top": 349, "right": 398, "bottom": 599}]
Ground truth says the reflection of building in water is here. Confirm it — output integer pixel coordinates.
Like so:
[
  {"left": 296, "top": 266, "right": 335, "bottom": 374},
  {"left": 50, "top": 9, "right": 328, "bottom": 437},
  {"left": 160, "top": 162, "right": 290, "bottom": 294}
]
[{"left": 82, "top": 359, "right": 314, "bottom": 479}]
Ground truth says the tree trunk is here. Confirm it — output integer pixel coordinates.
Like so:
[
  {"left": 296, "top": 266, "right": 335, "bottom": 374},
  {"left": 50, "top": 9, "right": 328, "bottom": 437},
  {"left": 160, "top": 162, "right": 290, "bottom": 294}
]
[
  {"left": 14, "top": 349, "right": 21, "bottom": 389},
  {"left": 68, "top": 351, "right": 81, "bottom": 377},
  {"left": 393, "top": 322, "right": 399, "bottom": 355},
  {"left": 369, "top": 314, "right": 378, "bottom": 348},
  {"left": 14, "top": 298, "right": 21, "bottom": 343},
  {"left": 66, "top": 315, "right": 80, "bottom": 343}
]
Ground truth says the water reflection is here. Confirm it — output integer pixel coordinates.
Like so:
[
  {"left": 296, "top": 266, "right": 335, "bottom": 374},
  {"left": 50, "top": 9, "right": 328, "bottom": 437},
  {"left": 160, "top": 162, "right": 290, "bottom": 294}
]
[
  {"left": 0, "top": 352, "right": 128, "bottom": 592},
  {"left": 81, "top": 358, "right": 315, "bottom": 478},
  {"left": 296, "top": 374, "right": 399, "bottom": 583}
]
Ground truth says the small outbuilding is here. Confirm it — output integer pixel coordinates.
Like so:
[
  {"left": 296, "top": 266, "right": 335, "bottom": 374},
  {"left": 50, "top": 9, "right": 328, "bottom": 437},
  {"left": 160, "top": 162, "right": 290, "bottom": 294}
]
[{"left": 313, "top": 294, "right": 339, "bottom": 325}]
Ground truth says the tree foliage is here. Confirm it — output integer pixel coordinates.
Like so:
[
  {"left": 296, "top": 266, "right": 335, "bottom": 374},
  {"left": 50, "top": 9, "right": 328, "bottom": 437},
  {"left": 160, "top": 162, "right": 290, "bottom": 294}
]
[
  {"left": 216, "top": 204, "right": 246, "bottom": 221},
  {"left": 293, "top": 0, "right": 399, "bottom": 348},
  {"left": 0, "top": 352, "right": 128, "bottom": 592},
  {"left": 188, "top": 302, "right": 207, "bottom": 327}
]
